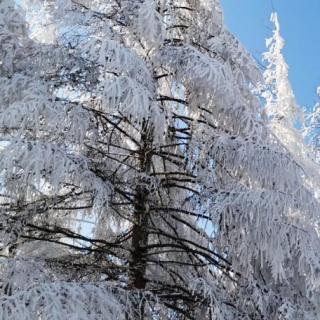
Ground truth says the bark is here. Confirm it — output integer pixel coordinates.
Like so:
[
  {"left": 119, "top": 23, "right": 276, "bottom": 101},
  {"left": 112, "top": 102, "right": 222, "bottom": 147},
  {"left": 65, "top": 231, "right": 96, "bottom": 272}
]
[{"left": 129, "top": 121, "right": 153, "bottom": 319}]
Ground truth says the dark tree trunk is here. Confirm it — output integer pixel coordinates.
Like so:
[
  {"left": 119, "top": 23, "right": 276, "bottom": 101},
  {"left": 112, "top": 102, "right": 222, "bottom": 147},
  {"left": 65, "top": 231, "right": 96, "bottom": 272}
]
[{"left": 129, "top": 121, "right": 153, "bottom": 319}]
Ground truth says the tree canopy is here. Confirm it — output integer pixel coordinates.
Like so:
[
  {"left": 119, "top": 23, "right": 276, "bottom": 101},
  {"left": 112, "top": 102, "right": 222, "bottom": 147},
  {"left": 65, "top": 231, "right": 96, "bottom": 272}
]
[{"left": 0, "top": 1, "right": 320, "bottom": 319}]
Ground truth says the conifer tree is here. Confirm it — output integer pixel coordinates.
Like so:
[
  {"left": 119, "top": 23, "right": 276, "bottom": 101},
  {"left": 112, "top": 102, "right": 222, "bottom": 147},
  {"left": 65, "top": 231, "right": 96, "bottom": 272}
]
[{"left": 0, "top": 1, "right": 320, "bottom": 319}]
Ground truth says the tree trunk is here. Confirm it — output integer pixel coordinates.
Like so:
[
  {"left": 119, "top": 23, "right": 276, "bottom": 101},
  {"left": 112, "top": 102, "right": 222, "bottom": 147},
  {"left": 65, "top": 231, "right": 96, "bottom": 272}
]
[{"left": 129, "top": 121, "right": 153, "bottom": 319}]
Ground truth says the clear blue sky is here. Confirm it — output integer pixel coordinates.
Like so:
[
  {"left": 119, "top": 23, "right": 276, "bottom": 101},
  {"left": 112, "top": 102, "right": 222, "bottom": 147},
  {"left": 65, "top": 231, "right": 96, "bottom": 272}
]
[{"left": 221, "top": 0, "right": 320, "bottom": 110}]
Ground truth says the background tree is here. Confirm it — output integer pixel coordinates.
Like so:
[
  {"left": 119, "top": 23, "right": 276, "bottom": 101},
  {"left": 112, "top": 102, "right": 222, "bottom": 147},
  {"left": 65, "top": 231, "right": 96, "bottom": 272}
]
[
  {"left": 0, "top": 1, "right": 320, "bottom": 319},
  {"left": 305, "top": 87, "right": 320, "bottom": 156}
]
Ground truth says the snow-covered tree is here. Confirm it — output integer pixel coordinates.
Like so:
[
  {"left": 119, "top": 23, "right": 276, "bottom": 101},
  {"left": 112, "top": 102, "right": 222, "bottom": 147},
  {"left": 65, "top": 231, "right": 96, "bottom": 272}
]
[
  {"left": 305, "top": 87, "right": 320, "bottom": 153},
  {"left": 262, "top": 12, "right": 320, "bottom": 189},
  {"left": 258, "top": 12, "right": 320, "bottom": 318},
  {"left": 262, "top": 13, "right": 299, "bottom": 123},
  {"left": 0, "top": 1, "right": 320, "bottom": 319}
]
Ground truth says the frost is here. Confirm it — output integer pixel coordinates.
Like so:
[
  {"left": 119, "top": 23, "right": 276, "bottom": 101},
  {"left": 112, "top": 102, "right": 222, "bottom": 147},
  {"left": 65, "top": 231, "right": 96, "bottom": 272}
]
[
  {"left": 0, "top": 2, "right": 320, "bottom": 320},
  {"left": 134, "top": 0, "right": 165, "bottom": 49},
  {"left": 262, "top": 12, "right": 299, "bottom": 122}
]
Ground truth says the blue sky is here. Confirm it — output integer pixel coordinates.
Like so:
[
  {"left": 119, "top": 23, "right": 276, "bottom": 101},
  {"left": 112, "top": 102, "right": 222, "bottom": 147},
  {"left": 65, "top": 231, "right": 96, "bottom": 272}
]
[{"left": 221, "top": 0, "right": 320, "bottom": 110}]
